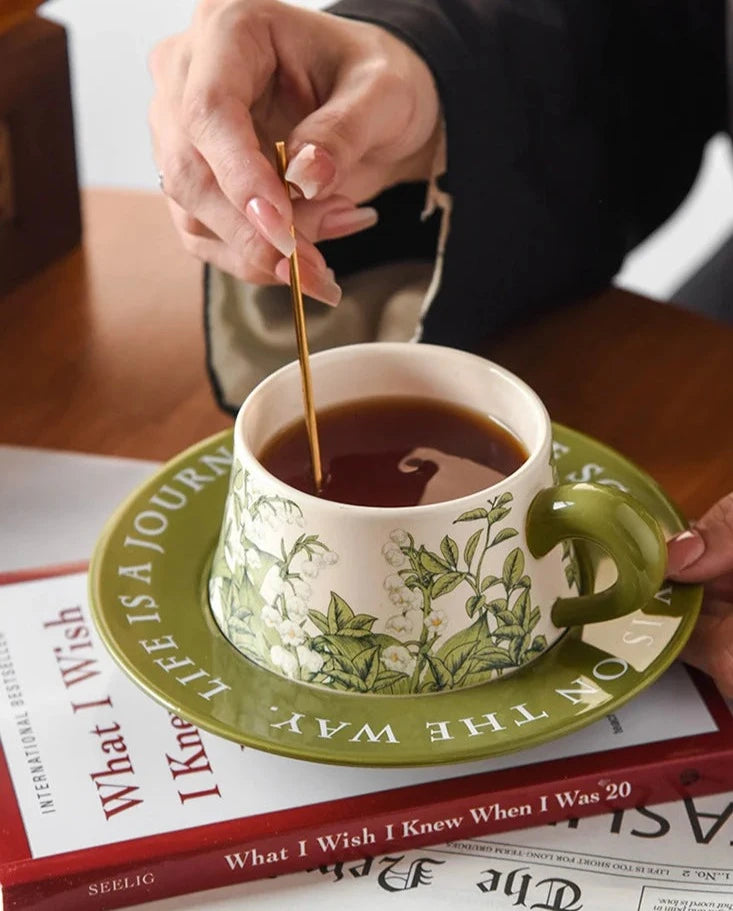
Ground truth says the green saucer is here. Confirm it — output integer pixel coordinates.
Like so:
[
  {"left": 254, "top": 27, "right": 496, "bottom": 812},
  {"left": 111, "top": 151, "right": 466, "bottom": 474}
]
[{"left": 89, "top": 425, "right": 702, "bottom": 767}]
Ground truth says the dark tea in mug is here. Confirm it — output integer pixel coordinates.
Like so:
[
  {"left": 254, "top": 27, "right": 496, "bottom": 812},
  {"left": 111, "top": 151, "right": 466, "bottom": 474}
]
[{"left": 258, "top": 395, "right": 528, "bottom": 507}]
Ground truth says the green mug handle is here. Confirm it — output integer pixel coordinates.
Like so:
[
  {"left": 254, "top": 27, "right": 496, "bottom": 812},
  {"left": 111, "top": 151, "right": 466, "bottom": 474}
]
[{"left": 526, "top": 482, "right": 667, "bottom": 628}]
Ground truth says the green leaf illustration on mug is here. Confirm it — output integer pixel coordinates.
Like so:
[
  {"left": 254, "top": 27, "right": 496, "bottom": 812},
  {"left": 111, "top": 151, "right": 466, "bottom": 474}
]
[
  {"left": 211, "top": 473, "right": 554, "bottom": 694},
  {"left": 372, "top": 492, "right": 546, "bottom": 692},
  {"left": 210, "top": 466, "right": 339, "bottom": 680}
]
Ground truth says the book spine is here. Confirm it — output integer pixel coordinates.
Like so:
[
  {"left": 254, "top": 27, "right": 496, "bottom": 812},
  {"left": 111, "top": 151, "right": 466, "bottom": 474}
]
[
  {"left": 0, "top": 561, "right": 88, "bottom": 587},
  {"left": 3, "top": 753, "right": 730, "bottom": 911}
]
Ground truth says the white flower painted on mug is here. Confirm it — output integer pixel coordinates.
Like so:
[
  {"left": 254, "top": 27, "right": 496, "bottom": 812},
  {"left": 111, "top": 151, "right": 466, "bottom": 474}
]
[
  {"left": 424, "top": 609, "right": 448, "bottom": 635},
  {"left": 260, "top": 605, "right": 281, "bottom": 628},
  {"left": 287, "top": 596, "right": 309, "bottom": 621},
  {"left": 270, "top": 574, "right": 286, "bottom": 595},
  {"left": 382, "top": 645, "right": 416, "bottom": 676},
  {"left": 223, "top": 539, "right": 240, "bottom": 575},
  {"left": 224, "top": 497, "right": 238, "bottom": 527},
  {"left": 385, "top": 613, "right": 413, "bottom": 635},
  {"left": 384, "top": 575, "right": 404, "bottom": 594},
  {"left": 388, "top": 584, "right": 423, "bottom": 611},
  {"left": 244, "top": 548, "right": 261, "bottom": 570},
  {"left": 405, "top": 607, "right": 423, "bottom": 631},
  {"left": 406, "top": 588, "right": 423, "bottom": 610},
  {"left": 290, "top": 578, "right": 312, "bottom": 599},
  {"left": 300, "top": 559, "right": 320, "bottom": 578},
  {"left": 270, "top": 645, "right": 298, "bottom": 678},
  {"left": 381, "top": 542, "right": 407, "bottom": 568},
  {"left": 274, "top": 501, "right": 303, "bottom": 526},
  {"left": 208, "top": 577, "right": 226, "bottom": 618},
  {"left": 320, "top": 551, "right": 339, "bottom": 566},
  {"left": 277, "top": 503, "right": 292, "bottom": 524},
  {"left": 278, "top": 619, "right": 307, "bottom": 647},
  {"left": 297, "top": 644, "right": 324, "bottom": 674},
  {"left": 259, "top": 568, "right": 286, "bottom": 605},
  {"left": 245, "top": 479, "right": 263, "bottom": 502},
  {"left": 389, "top": 529, "right": 410, "bottom": 547},
  {"left": 241, "top": 511, "right": 256, "bottom": 536},
  {"left": 260, "top": 507, "right": 279, "bottom": 529}
]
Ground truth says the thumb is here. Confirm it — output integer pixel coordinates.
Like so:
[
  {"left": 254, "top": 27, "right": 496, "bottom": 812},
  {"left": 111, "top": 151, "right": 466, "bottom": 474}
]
[
  {"left": 667, "top": 492, "right": 733, "bottom": 581},
  {"left": 284, "top": 69, "right": 405, "bottom": 200}
]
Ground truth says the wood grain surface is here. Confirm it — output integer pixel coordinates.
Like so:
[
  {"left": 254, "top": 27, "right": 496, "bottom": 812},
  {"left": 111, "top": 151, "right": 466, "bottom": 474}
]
[
  {"left": 481, "top": 293, "right": 733, "bottom": 517},
  {"left": 1, "top": 189, "right": 731, "bottom": 519},
  {"left": 0, "top": 189, "right": 230, "bottom": 459}
]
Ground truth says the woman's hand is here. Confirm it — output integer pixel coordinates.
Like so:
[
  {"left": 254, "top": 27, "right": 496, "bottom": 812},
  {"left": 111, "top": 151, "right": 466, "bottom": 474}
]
[
  {"left": 667, "top": 492, "right": 733, "bottom": 698},
  {"left": 149, "top": 0, "right": 441, "bottom": 304}
]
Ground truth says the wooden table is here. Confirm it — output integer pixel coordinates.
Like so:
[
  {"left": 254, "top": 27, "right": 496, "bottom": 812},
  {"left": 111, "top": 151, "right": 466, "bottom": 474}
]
[{"left": 1, "top": 189, "right": 732, "bottom": 519}]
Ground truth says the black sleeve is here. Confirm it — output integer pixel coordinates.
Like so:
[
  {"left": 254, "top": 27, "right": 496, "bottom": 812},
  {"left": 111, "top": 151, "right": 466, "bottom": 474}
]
[{"left": 323, "top": 0, "right": 728, "bottom": 348}]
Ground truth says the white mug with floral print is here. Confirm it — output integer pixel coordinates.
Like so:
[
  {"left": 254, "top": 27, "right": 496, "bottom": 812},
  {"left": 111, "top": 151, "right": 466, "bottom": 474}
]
[{"left": 209, "top": 343, "right": 666, "bottom": 695}]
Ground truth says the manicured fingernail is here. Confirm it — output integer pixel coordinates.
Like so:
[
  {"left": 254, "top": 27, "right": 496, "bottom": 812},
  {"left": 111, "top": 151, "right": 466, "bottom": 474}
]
[
  {"left": 245, "top": 197, "right": 296, "bottom": 256},
  {"left": 297, "top": 242, "right": 327, "bottom": 273},
  {"left": 320, "top": 206, "right": 379, "bottom": 239},
  {"left": 667, "top": 529, "right": 706, "bottom": 573},
  {"left": 310, "top": 274, "right": 342, "bottom": 306},
  {"left": 285, "top": 143, "right": 336, "bottom": 200},
  {"left": 275, "top": 258, "right": 342, "bottom": 307}
]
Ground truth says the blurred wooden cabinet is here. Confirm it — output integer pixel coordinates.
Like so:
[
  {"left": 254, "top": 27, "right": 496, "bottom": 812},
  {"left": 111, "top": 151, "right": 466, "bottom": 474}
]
[{"left": 0, "top": 16, "right": 81, "bottom": 294}]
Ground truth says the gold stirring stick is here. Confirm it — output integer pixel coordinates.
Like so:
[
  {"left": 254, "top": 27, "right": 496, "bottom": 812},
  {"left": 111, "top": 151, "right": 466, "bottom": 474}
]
[{"left": 274, "top": 140, "right": 323, "bottom": 493}]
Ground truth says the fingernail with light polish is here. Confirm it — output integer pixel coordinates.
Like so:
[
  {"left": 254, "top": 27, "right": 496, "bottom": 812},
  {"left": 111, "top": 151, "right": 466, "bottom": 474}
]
[
  {"left": 321, "top": 206, "right": 379, "bottom": 239},
  {"left": 275, "top": 258, "right": 342, "bottom": 307},
  {"left": 310, "top": 273, "right": 342, "bottom": 306},
  {"left": 245, "top": 197, "right": 295, "bottom": 256},
  {"left": 297, "top": 242, "right": 328, "bottom": 273},
  {"left": 285, "top": 144, "right": 336, "bottom": 200},
  {"left": 667, "top": 529, "right": 706, "bottom": 573}
]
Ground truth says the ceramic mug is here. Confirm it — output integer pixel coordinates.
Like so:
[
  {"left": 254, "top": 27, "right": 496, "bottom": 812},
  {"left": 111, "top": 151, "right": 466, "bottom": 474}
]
[{"left": 209, "top": 343, "right": 666, "bottom": 695}]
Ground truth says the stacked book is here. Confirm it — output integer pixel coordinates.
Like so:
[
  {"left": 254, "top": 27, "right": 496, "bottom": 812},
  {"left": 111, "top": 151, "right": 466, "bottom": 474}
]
[{"left": 1, "top": 570, "right": 732, "bottom": 910}]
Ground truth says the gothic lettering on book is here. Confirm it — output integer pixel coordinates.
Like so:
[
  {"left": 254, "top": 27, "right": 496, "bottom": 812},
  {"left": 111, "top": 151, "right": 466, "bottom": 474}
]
[
  {"left": 312, "top": 853, "right": 585, "bottom": 904},
  {"left": 478, "top": 865, "right": 583, "bottom": 911},
  {"left": 313, "top": 854, "right": 445, "bottom": 892}
]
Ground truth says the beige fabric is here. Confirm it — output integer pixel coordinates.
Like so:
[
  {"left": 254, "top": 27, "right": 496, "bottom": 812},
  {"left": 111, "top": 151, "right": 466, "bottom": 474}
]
[{"left": 207, "top": 260, "right": 433, "bottom": 412}]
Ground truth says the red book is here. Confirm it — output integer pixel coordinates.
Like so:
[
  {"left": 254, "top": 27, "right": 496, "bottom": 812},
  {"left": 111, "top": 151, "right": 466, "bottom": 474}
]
[{"left": 1, "top": 569, "right": 732, "bottom": 911}]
